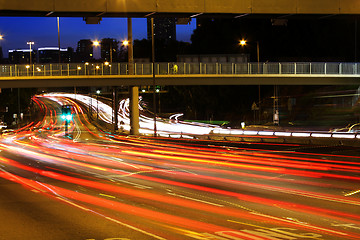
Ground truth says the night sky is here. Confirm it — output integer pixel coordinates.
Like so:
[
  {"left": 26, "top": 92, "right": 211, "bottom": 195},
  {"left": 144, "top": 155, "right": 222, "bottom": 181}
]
[{"left": 0, "top": 17, "right": 197, "bottom": 58}]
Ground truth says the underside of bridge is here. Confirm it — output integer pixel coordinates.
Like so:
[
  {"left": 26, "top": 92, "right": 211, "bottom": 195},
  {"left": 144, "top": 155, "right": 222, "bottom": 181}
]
[{"left": 1, "top": 0, "right": 360, "bottom": 18}]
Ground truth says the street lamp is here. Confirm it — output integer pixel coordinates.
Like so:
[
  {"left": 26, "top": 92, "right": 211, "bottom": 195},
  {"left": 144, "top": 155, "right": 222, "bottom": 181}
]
[
  {"left": 93, "top": 40, "right": 100, "bottom": 61},
  {"left": 239, "top": 39, "right": 259, "bottom": 67},
  {"left": 85, "top": 62, "right": 89, "bottom": 75},
  {"left": 240, "top": 39, "right": 261, "bottom": 123},
  {"left": 151, "top": 17, "right": 157, "bottom": 137},
  {"left": 94, "top": 40, "right": 115, "bottom": 62},
  {"left": 0, "top": 35, "right": 3, "bottom": 47},
  {"left": 25, "top": 65, "right": 30, "bottom": 76},
  {"left": 122, "top": 39, "right": 130, "bottom": 64},
  {"left": 27, "top": 41, "right": 34, "bottom": 65}
]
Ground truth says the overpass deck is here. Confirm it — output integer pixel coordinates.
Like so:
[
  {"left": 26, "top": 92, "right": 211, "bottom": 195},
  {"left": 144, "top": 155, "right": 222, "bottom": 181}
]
[
  {"left": 1, "top": 0, "right": 360, "bottom": 16},
  {"left": 0, "top": 62, "right": 360, "bottom": 88}
]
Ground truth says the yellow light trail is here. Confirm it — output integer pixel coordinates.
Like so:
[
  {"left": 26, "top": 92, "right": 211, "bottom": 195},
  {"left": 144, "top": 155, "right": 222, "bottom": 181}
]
[{"left": 122, "top": 150, "right": 282, "bottom": 172}]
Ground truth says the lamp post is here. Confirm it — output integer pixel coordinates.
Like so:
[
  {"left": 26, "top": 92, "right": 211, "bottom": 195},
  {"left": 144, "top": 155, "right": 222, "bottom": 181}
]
[
  {"left": 27, "top": 41, "right": 34, "bottom": 65},
  {"left": 93, "top": 39, "right": 115, "bottom": 63},
  {"left": 57, "top": 17, "right": 61, "bottom": 63},
  {"left": 151, "top": 17, "right": 157, "bottom": 137},
  {"left": 93, "top": 40, "right": 100, "bottom": 61},
  {"left": 239, "top": 39, "right": 260, "bottom": 68},
  {"left": 240, "top": 39, "right": 261, "bottom": 123},
  {"left": 0, "top": 35, "right": 3, "bottom": 49},
  {"left": 122, "top": 39, "right": 129, "bottom": 66}
]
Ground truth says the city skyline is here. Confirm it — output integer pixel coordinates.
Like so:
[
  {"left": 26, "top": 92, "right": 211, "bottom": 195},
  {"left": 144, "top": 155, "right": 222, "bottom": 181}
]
[{"left": 0, "top": 17, "right": 197, "bottom": 58}]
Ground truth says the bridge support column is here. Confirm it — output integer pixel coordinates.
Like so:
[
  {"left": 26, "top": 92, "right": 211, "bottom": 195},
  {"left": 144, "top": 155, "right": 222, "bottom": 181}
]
[
  {"left": 127, "top": 17, "right": 140, "bottom": 135},
  {"left": 130, "top": 86, "right": 139, "bottom": 135}
]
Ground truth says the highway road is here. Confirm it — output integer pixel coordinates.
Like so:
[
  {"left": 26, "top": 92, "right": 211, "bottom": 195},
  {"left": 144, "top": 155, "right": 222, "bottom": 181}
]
[{"left": 0, "top": 95, "right": 359, "bottom": 240}]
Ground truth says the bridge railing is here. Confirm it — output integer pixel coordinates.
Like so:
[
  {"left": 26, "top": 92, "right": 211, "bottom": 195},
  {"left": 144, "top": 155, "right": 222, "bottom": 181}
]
[{"left": 0, "top": 62, "right": 359, "bottom": 77}]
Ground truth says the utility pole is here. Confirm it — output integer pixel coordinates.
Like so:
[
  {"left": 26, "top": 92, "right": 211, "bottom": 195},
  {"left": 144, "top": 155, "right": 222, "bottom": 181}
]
[
  {"left": 57, "top": 17, "right": 61, "bottom": 63},
  {"left": 151, "top": 17, "right": 157, "bottom": 137}
]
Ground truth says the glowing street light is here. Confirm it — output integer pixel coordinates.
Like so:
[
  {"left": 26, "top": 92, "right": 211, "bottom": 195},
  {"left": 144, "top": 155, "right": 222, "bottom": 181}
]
[
  {"left": 239, "top": 39, "right": 247, "bottom": 46},
  {"left": 122, "top": 40, "right": 129, "bottom": 46},
  {"left": 93, "top": 40, "right": 100, "bottom": 47},
  {"left": 0, "top": 35, "right": 3, "bottom": 48},
  {"left": 25, "top": 65, "right": 30, "bottom": 76}
]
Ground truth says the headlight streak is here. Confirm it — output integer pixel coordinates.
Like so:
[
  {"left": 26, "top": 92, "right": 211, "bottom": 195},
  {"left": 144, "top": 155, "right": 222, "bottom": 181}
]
[
  {"left": 24, "top": 127, "right": 360, "bottom": 191},
  {"left": 12, "top": 133, "right": 355, "bottom": 193},
  {"left": 1, "top": 94, "right": 360, "bottom": 239},
  {"left": 1, "top": 154, "right": 359, "bottom": 239},
  {"left": 2, "top": 131, "right": 360, "bottom": 218}
]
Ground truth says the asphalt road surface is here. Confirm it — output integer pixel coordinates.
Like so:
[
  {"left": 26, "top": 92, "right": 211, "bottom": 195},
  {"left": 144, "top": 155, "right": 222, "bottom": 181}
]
[{"left": 0, "top": 95, "right": 359, "bottom": 240}]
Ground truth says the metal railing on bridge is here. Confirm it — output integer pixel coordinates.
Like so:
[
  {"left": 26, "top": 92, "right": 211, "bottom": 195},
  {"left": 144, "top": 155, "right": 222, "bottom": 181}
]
[{"left": 0, "top": 62, "right": 360, "bottom": 77}]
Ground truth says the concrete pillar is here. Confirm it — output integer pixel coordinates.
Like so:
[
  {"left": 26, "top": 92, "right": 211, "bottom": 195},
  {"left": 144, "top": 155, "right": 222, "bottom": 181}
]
[
  {"left": 128, "top": 17, "right": 140, "bottom": 135},
  {"left": 130, "top": 86, "right": 139, "bottom": 135}
]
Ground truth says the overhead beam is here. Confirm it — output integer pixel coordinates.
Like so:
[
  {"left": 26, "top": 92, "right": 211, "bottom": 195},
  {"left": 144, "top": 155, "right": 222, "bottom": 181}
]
[{"left": 1, "top": 0, "right": 360, "bottom": 16}]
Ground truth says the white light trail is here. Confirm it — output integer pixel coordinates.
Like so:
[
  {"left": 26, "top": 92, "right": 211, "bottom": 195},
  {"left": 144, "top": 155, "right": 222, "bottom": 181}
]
[{"left": 39, "top": 93, "right": 360, "bottom": 140}]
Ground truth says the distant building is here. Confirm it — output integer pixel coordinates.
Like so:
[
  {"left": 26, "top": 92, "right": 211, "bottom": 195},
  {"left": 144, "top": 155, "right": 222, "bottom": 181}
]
[
  {"left": 8, "top": 49, "right": 36, "bottom": 64},
  {"left": 147, "top": 18, "right": 176, "bottom": 43},
  {"left": 76, "top": 39, "right": 94, "bottom": 62},
  {"left": 38, "top": 47, "right": 73, "bottom": 63},
  {"left": 100, "top": 38, "right": 119, "bottom": 62},
  {"left": 177, "top": 54, "right": 249, "bottom": 63}
]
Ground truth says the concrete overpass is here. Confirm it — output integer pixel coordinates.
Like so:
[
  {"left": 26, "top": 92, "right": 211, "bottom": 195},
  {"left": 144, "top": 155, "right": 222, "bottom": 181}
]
[
  {"left": 2, "top": 74, "right": 360, "bottom": 88},
  {"left": 1, "top": 0, "right": 360, "bottom": 17},
  {"left": 0, "top": 62, "right": 359, "bottom": 88}
]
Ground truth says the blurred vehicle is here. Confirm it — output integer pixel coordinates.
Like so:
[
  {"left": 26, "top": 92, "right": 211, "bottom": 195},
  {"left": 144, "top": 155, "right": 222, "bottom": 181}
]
[{"left": 331, "top": 123, "right": 360, "bottom": 133}]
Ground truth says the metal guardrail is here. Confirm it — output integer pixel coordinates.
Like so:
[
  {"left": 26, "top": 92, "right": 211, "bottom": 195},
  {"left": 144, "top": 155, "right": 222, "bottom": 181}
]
[
  {"left": 160, "top": 129, "right": 360, "bottom": 139},
  {"left": 158, "top": 129, "right": 360, "bottom": 147},
  {"left": 1, "top": 62, "right": 360, "bottom": 77}
]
